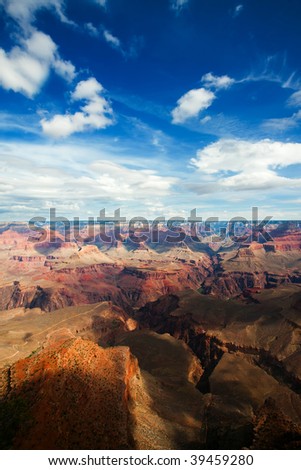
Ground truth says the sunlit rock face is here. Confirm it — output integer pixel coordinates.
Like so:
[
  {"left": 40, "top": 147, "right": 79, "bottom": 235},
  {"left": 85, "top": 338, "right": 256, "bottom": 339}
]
[{"left": 0, "top": 331, "right": 207, "bottom": 450}]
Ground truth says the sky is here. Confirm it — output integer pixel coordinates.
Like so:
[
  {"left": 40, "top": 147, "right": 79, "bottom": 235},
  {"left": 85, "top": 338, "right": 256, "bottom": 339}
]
[{"left": 0, "top": 0, "right": 301, "bottom": 221}]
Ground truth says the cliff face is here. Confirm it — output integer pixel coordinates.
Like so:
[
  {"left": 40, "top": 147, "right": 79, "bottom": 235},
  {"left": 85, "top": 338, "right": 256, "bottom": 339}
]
[
  {"left": 268, "top": 233, "right": 301, "bottom": 252},
  {"left": 202, "top": 271, "right": 301, "bottom": 298},
  {"left": 136, "top": 288, "right": 301, "bottom": 372},
  {"left": 117, "top": 263, "right": 211, "bottom": 307},
  {"left": 0, "top": 260, "right": 212, "bottom": 313},
  {"left": 0, "top": 283, "right": 75, "bottom": 312},
  {"left": 252, "top": 398, "right": 301, "bottom": 449},
  {"left": 0, "top": 334, "right": 139, "bottom": 450},
  {"left": 1, "top": 226, "right": 301, "bottom": 311},
  {"left": 135, "top": 288, "right": 301, "bottom": 449},
  {"left": 0, "top": 330, "right": 207, "bottom": 450}
]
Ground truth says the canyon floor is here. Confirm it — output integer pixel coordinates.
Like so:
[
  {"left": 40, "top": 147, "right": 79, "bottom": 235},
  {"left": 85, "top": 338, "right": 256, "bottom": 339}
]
[{"left": 0, "top": 222, "right": 301, "bottom": 449}]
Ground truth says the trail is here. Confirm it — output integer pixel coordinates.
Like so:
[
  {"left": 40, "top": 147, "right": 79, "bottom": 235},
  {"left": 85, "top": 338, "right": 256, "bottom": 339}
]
[{"left": 30, "top": 302, "right": 104, "bottom": 339}]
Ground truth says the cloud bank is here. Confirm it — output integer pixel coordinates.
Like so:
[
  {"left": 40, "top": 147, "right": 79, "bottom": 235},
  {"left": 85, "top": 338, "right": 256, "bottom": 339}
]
[
  {"left": 0, "top": 141, "right": 177, "bottom": 216},
  {"left": 191, "top": 139, "right": 301, "bottom": 192}
]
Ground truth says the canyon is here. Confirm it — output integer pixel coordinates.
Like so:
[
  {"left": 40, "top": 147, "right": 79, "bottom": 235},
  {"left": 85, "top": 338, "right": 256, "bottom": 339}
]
[{"left": 0, "top": 221, "right": 301, "bottom": 449}]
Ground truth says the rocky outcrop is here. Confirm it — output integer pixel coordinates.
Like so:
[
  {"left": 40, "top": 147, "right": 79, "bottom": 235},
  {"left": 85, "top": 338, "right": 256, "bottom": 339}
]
[
  {"left": 0, "top": 257, "right": 212, "bottom": 312},
  {"left": 11, "top": 256, "right": 46, "bottom": 263},
  {"left": 0, "top": 331, "right": 207, "bottom": 450},
  {"left": 202, "top": 271, "right": 301, "bottom": 298},
  {"left": 122, "top": 267, "right": 171, "bottom": 280},
  {"left": 0, "top": 335, "right": 139, "bottom": 449},
  {"left": 136, "top": 289, "right": 301, "bottom": 383},
  {"left": 0, "top": 283, "right": 75, "bottom": 312},
  {"left": 2, "top": 225, "right": 301, "bottom": 310},
  {"left": 252, "top": 398, "right": 301, "bottom": 449},
  {"left": 267, "top": 234, "right": 301, "bottom": 252},
  {"left": 54, "top": 263, "right": 120, "bottom": 274},
  {"left": 135, "top": 288, "right": 301, "bottom": 449}
]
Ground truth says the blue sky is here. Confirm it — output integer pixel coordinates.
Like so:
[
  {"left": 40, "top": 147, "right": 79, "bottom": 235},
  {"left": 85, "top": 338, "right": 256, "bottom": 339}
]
[{"left": 0, "top": 0, "right": 301, "bottom": 221}]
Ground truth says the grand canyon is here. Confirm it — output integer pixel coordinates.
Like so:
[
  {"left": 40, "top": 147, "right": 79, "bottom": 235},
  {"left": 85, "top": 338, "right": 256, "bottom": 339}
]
[
  {"left": 1, "top": 0, "right": 301, "bottom": 460},
  {"left": 1, "top": 220, "right": 301, "bottom": 450}
]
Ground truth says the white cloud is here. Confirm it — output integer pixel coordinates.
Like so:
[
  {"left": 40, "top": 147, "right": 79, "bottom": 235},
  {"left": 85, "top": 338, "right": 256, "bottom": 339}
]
[
  {"left": 0, "top": 1, "right": 76, "bottom": 97},
  {"left": 0, "top": 141, "right": 177, "bottom": 213},
  {"left": 94, "top": 0, "right": 107, "bottom": 6},
  {"left": 191, "top": 139, "right": 301, "bottom": 192},
  {"left": 170, "top": 0, "right": 189, "bottom": 11},
  {"left": 287, "top": 90, "right": 301, "bottom": 107},
  {"left": 262, "top": 110, "right": 301, "bottom": 131},
  {"left": 53, "top": 58, "right": 76, "bottom": 82},
  {"left": 0, "top": 30, "right": 74, "bottom": 97},
  {"left": 171, "top": 72, "right": 235, "bottom": 125},
  {"left": 258, "top": 74, "right": 301, "bottom": 131},
  {"left": 85, "top": 22, "right": 99, "bottom": 37},
  {"left": 103, "top": 30, "right": 121, "bottom": 48},
  {"left": 0, "top": 0, "right": 73, "bottom": 30},
  {"left": 43, "top": 200, "right": 81, "bottom": 211},
  {"left": 233, "top": 4, "right": 243, "bottom": 17},
  {"left": 200, "top": 116, "right": 211, "bottom": 125},
  {"left": 282, "top": 73, "right": 301, "bottom": 91},
  {"left": 0, "top": 111, "right": 40, "bottom": 134},
  {"left": 41, "top": 77, "right": 114, "bottom": 138},
  {"left": 0, "top": 44, "right": 50, "bottom": 97},
  {"left": 90, "top": 161, "right": 175, "bottom": 198},
  {"left": 171, "top": 88, "right": 215, "bottom": 124},
  {"left": 84, "top": 23, "right": 142, "bottom": 60},
  {"left": 201, "top": 72, "right": 235, "bottom": 90},
  {"left": 24, "top": 30, "right": 56, "bottom": 60},
  {"left": 102, "top": 29, "right": 142, "bottom": 60},
  {"left": 71, "top": 77, "right": 103, "bottom": 100}
]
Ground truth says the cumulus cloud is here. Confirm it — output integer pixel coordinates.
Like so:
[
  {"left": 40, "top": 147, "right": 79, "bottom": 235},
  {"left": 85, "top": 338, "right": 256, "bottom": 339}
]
[
  {"left": 171, "top": 88, "right": 215, "bottom": 124},
  {"left": 52, "top": 58, "right": 76, "bottom": 82},
  {"left": 190, "top": 139, "right": 301, "bottom": 192},
  {"left": 0, "top": 30, "right": 75, "bottom": 97},
  {"left": 41, "top": 77, "right": 114, "bottom": 138},
  {"left": 171, "top": 72, "right": 235, "bottom": 124},
  {"left": 201, "top": 72, "right": 235, "bottom": 90},
  {"left": 0, "top": 0, "right": 76, "bottom": 98}
]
